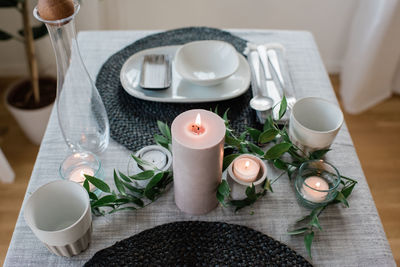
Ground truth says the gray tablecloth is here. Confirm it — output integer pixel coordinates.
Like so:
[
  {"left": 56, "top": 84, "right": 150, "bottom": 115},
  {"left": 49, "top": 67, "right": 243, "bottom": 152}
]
[{"left": 4, "top": 30, "right": 395, "bottom": 266}]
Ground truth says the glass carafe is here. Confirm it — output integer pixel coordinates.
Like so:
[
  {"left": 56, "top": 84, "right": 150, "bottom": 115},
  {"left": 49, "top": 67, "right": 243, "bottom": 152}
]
[{"left": 33, "top": 3, "right": 109, "bottom": 153}]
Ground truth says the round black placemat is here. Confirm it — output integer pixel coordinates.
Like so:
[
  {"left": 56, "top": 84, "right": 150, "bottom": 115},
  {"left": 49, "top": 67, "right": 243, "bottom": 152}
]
[
  {"left": 95, "top": 27, "right": 259, "bottom": 152},
  {"left": 85, "top": 221, "right": 312, "bottom": 267}
]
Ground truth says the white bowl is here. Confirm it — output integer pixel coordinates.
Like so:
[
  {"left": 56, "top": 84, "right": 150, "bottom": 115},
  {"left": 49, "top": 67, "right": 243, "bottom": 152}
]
[{"left": 175, "top": 40, "right": 239, "bottom": 86}]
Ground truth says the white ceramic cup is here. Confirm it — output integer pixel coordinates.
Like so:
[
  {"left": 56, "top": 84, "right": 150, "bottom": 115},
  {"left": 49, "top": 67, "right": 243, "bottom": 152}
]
[
  {"left": 24, "top": 180, "right": 92, "bottom": 257},
  {"left": 289, "top": 97, "right": 343, "bottom": 152}
]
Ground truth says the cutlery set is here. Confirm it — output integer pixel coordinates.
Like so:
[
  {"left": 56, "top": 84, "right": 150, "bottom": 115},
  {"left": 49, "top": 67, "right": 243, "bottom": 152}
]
[{"left": 131, "top": 41, "right": 296, "bottom": 125}]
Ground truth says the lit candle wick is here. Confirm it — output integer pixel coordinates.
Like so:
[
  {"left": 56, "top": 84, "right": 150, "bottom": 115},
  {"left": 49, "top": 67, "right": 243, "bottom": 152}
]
[
  {"left": 316, "top": 182, "right": 321, "bottom": 188},
  {"left": 245, "top": 160, "right": 250, "bottom": 169},
  {"left": 190, "top": 113, "right": 205, "bottom": 135}
]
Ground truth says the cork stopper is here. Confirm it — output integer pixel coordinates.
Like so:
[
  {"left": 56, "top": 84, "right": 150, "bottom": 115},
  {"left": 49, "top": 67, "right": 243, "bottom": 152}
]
[{"left": 37, "top": 0, "right": 75, "bottom": 21}]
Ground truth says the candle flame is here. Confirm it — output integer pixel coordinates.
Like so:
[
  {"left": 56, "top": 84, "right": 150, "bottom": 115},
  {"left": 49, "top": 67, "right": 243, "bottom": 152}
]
[
  {"left": 316, "top": 182, "right": 321, "bottom": 188},
  {"left": 195, "top": 113, "right": 201, "bottom": 126},
  {"left": 245, "top": 160, "right": 250, "bottom": 168}
]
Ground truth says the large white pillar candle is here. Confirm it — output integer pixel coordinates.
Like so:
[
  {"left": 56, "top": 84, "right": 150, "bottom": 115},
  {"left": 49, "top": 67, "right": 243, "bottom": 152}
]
[
  {"left": 171, "top": 109, "right": 225, "bottom": 215},
  {"left": 301, "top": 176, "right": 329, "bottom": 203}
]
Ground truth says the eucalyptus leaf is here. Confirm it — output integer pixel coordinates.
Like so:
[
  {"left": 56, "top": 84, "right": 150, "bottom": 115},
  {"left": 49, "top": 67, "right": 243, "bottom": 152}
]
[
  {"left": 128, "top": 195, "right": 144, "bottom": 207},
  {"left": 274, "top": 158, "right": 288, "bottom": 170},
  {"left": 342, "top": 183, "right": 356, "bottom": 198},
  {"left": 335, "top": 191, "right": 349, "bottom": 207},
  {"left": 304, "top": 231, "right": 314, "bottom": 258},
  {"left": 239, "top": 144, "right": 249, "bottom": 154},
  {"left": 130, "top": 170, "right": 155, "bottom": 180},
  {"left": 131, "top": 155, "right": 157, "bottom": 171},
  {"left": 154, "top": 134, "right": 170, "bottom": 148},
  {"left": 83, "top": 179, "right": 90, "bottom": 193},
  {"left": 113, "top": 170, "right": 126, "bottom": 195},
  {"left": 248, "top": 142, "right": 264, "bottom": 156},
  {"left": 88, "top": 192, "right": 98, "bottom": 201},
  {"left": 223, "top": 109, "right": 230, "bottom": 122},
  {"left": 92, "top": 195, "right": 117, "bottom": 208},
  {"left": 85, "top": 175, "right": 111, "bottom": 193},
  {"left": 217, "top": 192, "right": 226, "bottom": 207},
  {"left": 239, "top": 131, "right": 247, "bottom": 141},
  {"left": 246, "top": 127, "right": 261, "bottom": 142},
  {"left": 264, "top": 142, "right": 292, "bottom": 160},
  {"left": 223, "top": 154, "right": 239, "bottom": 171},
  {"left": 118, "top": 171, "right": 132, "bottom": 183},
  {"left": 145, "top": 172, "right": 164, "bottom": 192},
  {"left": 278, "top": 95, "right": 287, "bottom": 120},
  {"left": 245, "top": 184, "right": 256, "bottom": 199},
  {"left": 287, "top": 227, "right": 309, "bottom": 235},
  {"left": 263, "top": 179, "right": 273, "bottom": 192},
  {"left": 218, "top": 180, "right": 230, "bottom": 196},
  {"left": 310, "top": 215, "right": 322, "bottom": 230},
  {"left": 263, "top": 116, "right": 275, "bottom": 131},
  {"left": 157, "top": 121, "right": 171, "bottom": 140},
  {"left": 114, "top": 198, "right": 130, "bottom": 204},
  {"left": 258, "top": 128, "right": 279, "bottom": 144},
  {"left": 225, "top": 134, "right": 241, "bottom": 148},
  {"left": 122, "top": 181, "right": 144, "bottom": 195}
]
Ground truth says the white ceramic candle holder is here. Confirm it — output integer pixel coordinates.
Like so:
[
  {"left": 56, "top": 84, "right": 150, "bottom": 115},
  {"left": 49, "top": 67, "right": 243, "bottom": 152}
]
[
  {"left": 127, "top": 145, "right": 172, "bottom": 188},
  {"left": 227, "top": 154, "right": 268, "bottom": 200},
  {"left": 24, "top": 180, "right": 92, "bottom": 257}
]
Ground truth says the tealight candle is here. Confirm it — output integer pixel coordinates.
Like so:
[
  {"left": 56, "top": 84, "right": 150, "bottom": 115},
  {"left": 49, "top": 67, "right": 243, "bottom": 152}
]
[
  {"left": 172, "top": 109, "right": 225, "bottom": 215},
  {"left": 59, "top": 151, "right": 104, "bottom": 194},
  {"left": 69, "top": 166, "right": 95, "bottom": 191},
  {"left": 301, "top": 176, "right": 329, "bottom": 203},
  {"left": 233, "top": 158, "right": 260, "bottom": 183}
]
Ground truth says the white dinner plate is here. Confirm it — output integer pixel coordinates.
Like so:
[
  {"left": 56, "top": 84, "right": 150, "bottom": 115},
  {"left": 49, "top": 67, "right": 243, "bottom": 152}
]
[{"left": 120, "top": 45, "right": 250, "bottom": 103}]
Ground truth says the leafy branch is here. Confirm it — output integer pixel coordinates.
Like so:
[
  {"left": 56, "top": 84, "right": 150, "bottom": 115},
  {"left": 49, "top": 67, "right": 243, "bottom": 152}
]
[
  {"left": 83, "top": 156, "right": 173, "bottom": 216},
  {"left": 216, "top": 96, "right": 358, "bottom": 258}
]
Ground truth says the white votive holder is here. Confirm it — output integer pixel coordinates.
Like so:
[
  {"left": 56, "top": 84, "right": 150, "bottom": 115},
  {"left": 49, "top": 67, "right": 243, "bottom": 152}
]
[
  {"left": 59, "top": 151, "right": 104, "bottom": 194},
  {"left": 226, "top": 154, "right": 268, "bottom": 200},
  {"left": 24, "top": 180, "right": 92, "bottom": 257},
  {"left": 127, "top": 145, "right": 172, "bottom": 188}
]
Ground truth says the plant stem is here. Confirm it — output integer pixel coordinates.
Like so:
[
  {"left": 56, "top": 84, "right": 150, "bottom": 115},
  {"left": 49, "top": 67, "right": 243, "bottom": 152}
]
[{"left": 22, "top": 0, "right": 40, "bottom": 104}]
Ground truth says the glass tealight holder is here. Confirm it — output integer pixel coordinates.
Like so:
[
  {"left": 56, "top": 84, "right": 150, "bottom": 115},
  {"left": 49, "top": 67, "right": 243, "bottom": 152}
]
[
  {"left": 59, "top": 151, "right": 104, "bottom": 195},
  {"left": 294, "top": 159, "right": 341, "bottom": 209}
]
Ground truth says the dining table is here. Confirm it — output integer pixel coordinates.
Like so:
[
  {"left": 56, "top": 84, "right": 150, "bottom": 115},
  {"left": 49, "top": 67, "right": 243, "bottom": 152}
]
[{"left": 3, "top": 29, "right": 396, "bottom": 266}]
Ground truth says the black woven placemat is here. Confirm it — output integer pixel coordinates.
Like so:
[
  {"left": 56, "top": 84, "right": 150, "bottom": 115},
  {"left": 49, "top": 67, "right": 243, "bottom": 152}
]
[
  {"left": 85, "top": 221, "right": 312, "bottom": 267},
  {"left": 95, "top": 27, "right": 260, "bottom": 152}
]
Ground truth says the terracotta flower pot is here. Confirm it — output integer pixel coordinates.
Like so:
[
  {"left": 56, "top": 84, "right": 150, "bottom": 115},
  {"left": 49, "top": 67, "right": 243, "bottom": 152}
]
[{"left": 4, "top": 77, "right": 56, "bottom": 145}]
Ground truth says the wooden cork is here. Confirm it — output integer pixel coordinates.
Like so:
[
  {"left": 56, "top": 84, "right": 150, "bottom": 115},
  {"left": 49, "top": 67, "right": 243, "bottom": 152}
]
[{"left": 37, "top": 0, "right": 75, "bottom": 21}]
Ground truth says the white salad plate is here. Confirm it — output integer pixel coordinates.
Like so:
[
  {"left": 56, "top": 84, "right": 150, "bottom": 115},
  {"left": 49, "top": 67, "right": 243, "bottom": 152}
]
[{"left": 120, "top": 45, "right": 250, "bottom": 103}]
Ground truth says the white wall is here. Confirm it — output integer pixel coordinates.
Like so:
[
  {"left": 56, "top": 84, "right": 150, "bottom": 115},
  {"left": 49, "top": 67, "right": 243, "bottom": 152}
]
[{"left": 0, "top": 0, "right": 359, "bottom": 76}]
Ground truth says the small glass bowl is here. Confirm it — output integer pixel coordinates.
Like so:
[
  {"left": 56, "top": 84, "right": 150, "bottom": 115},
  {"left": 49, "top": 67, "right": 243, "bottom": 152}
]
[
  {"left": 59, "top": 151, "right": 104, "bottom": 194},
  {"left": 294, "top": 159, "right": 341, "bottom": 209}
]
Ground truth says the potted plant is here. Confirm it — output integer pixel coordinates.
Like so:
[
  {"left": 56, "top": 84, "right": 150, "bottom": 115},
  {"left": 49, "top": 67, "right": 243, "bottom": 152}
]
[{"left": 1, "top": 0, "right": 56, "bottom": 145}]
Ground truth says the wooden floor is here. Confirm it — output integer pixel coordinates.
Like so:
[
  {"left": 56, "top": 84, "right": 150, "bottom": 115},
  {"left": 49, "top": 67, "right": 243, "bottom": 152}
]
[{"left": 0, "top": 76, "right": 399, "bottom": 265}]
